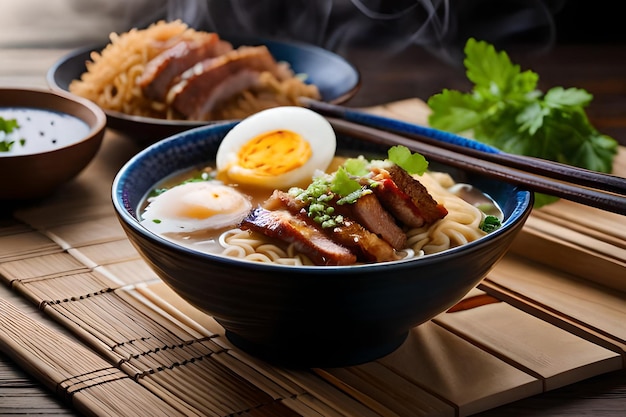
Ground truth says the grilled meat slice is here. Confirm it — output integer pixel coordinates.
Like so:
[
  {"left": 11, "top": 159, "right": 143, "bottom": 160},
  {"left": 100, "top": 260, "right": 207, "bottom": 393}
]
[
  {"left": 138, "top": 34, "right": 233, "bottom": 102},
  {"left": 263, "top": 190, "right": 308, "bottom": 212},
  {"left": 327, "top": 218, "right": 399, "bottom": 263},
  {"left": 372, "top": 165, "right": 448, "bottom": 228},
  {"left": 168, "top": 45, "right": 287, "bottom": 119},
  {"left": 265, "top": 191, "right": 399, "bottom": 263},
  {"left": 332, "top": 193, "right": 407, "bottom": 250},
  {"left": 240, "top": 207, "right": 357, "bottom": 266}
]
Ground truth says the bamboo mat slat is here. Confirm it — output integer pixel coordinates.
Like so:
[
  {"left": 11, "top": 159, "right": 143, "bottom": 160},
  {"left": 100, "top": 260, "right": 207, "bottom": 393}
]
[
  {"left": 0, "top": 298, "right": 186, "bottom": 417},
  {"left": 0, "top": 230, "right": 61, "bottom": 262},
  {"left": 69, "top": 240, "right": 142, "bottom": 269},
  {"left": 0, "top": 99, "right": 624, "bottom": 416}
]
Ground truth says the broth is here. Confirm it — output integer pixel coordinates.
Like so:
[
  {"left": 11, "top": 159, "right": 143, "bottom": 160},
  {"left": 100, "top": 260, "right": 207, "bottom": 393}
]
[{"left": 0, "top": 107, "right": 90, "bottom": 156}]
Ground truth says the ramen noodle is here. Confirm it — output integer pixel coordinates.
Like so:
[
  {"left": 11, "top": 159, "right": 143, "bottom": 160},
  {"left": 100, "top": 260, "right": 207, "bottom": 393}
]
[{"left": 69, "top": 20, "right": 321, "bottom": 121}]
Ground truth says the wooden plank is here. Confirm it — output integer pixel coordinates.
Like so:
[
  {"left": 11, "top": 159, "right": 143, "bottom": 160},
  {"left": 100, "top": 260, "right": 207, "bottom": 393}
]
[
  {"left": 434, "top": 289, "right": 622, "bottom": 391},
  {"left": 377, "top": 321, "right": 541, "bottom": 417},
  {"left": 483, "top": 255, "right": 626, "bottom": 352},
  {"left": 317, "top": 362, "right": 454, "bottom": 417},
  {"left": 508, "top": 223, "right": 626, "bottom": 293}
]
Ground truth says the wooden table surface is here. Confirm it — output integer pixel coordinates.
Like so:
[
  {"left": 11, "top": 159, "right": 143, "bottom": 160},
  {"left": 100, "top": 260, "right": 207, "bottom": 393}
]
[{"left": 1, "top": 40, "right": 625, "bottom": 416}]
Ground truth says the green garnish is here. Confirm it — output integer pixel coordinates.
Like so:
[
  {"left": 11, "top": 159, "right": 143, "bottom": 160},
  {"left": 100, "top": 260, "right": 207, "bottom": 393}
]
[
  {"left": 0, "top": 116, "right": 19, "bottom": 133},
  {"left": 342, "top": 156, "right": 370, "bottom": 176},
  {"left": 0, "top": 116, "right": 21, "bottom": 152},
  {"left": 480, "top": 215, "right": 501, "bottom": 233},
  {"left": 0, "top": 141, "right": 15, "bottom": 152},
  {"left": 290, "top": 146, "right": 427, "bottom": 228},
  {"left": 149, "top": 188, "right": 169, "bottom": 198},
  {"left": 427, "top": 38, "right": 618, "bottom": 207},
  {"left": 330, "top": 167, "right": 362, "bottom": 197},
  {"left": 388, "top": 145, "right": 428, "bottom": 175}
]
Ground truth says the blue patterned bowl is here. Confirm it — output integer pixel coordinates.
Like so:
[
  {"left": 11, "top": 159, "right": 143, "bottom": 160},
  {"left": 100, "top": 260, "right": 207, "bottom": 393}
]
[{"left": 112, "top": 120, "right": 532, "bottom": 367}]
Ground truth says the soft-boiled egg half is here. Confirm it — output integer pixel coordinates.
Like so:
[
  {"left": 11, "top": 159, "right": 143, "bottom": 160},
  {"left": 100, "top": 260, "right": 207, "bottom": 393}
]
[
  {"left": 140, "top": 181, "right": 252, "bottom": 235},
  {"left": 216, "top": 106, "right": 336, "bottom": 189}
]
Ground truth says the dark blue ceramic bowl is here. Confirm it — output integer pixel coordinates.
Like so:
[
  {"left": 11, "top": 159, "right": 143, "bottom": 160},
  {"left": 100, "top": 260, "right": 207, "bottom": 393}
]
[
  {"left": 47, "top": 36, "right": 360, "bottom": 144},
  {"left": 112, "top": 120, "right": 532, "bottom": 368}
]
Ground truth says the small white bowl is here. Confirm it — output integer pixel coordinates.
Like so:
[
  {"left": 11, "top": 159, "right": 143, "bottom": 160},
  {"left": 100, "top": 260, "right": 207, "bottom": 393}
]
[{"left": 0, "top": 87, "right": 106, "bottom": 200}]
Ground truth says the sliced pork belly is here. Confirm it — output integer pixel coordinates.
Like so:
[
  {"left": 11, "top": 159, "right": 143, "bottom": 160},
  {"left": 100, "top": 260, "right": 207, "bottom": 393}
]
[
  {"left": 263, "top": 190, "right": 308, "bottom": 212},
  {"left": 240, "top": 207, "right": 357, "bottom": 266},
  {"left": 332, "top": 193, "right": 407, "bottom": 250},
  {"left": 264, "top": 191, "right": 398, "bottom": 263},
  {"left": 372, "top": 165, "right": 448, "bottom": 228},
  {"left": 326, "top": 218, "right": 399, "bottom": 263},
  {"left": 138, "top": 34, "right": 233, "bottom": 102},
  {"left": 168, "top": 46, "right": 286, "bottom": 119}
]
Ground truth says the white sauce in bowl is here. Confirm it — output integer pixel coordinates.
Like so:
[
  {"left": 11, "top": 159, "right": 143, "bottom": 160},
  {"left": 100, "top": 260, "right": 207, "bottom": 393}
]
[{"left": 0, "top": 107, "right": 90, "bottom": 156}]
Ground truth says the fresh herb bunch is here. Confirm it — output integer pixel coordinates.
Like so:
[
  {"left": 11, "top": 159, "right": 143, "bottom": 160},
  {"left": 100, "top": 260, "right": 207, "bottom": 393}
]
[{"left": 427, "top": 38, "right": 618, "bottom": 207}]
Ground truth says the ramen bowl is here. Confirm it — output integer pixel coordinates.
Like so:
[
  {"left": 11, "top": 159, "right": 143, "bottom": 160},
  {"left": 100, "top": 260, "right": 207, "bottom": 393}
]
[
  {"left": 0, "top": 87, "right": 106, "bottom": 201},
  {"left": 112, "top": 120, "right": 533, "bottom": 368}
]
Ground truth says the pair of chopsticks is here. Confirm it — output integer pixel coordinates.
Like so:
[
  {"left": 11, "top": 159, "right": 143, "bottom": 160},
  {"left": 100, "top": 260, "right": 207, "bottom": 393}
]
[{"left": 302, "top": 98, "right": 626, "bottom": 216}]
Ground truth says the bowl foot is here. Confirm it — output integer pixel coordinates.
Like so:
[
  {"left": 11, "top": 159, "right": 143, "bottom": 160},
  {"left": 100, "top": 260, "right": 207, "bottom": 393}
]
[{"left": 224, "top": 330, "right": 408, "bottom": 368}]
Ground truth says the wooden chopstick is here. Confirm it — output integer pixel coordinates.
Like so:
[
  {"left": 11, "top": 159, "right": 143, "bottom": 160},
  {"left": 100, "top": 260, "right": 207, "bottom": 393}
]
[
  {"left": 304, "top": 98, "right": 626, "bottom": 195},
  {"left": 326, "top": 117, "right": 626, "bottom": 216}
]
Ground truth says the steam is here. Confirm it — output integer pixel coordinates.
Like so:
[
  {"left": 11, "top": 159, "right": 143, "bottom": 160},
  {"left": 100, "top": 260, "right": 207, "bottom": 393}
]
[{"left": 164, "top": 0, "right": 564, "bottom": 65}]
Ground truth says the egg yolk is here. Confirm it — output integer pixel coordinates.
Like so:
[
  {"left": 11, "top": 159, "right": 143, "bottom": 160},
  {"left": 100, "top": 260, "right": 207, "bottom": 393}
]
[{"left": 237, "top": 130, "right": 312, "bottom": 176}]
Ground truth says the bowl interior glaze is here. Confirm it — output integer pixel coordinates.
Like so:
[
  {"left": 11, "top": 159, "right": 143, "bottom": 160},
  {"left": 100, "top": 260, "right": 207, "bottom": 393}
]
[{"left": 112, "top": 121, "right": 532, "bottom": 367}]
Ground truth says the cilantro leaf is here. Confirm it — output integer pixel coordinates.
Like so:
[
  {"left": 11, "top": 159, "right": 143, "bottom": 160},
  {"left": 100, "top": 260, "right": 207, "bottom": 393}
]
[
  {"left": 427, "top": 89, "right": 484, "bottom": 133},
  {"left": 464, "top": 37, "right": 537, "bottom": 99},
  {"left": 0, "top": 141, "right": 15, "bottom": 152},
  {"left": 387, "top": 145, "right": 428, "bottom": 175},
  {"left": 0, "top": 117, "right": 21, "bottom": 152},
  {"left": 427, "top": 38, "right": 619, "bottom": 208},
  {"left": 0, "top": 117, "right": 19, "bottom": 134},
  {"left": 331, "top": 166, "right": 362, "bottom": 196},
  {"left": 544, "top": 87, "right": 592, "bottom": 108},
  {"left": 480, "top": 215, "right": 502, "bottom": 233},
  {"left": 343, "top": 157, "right": 370, "bottom": 176}
]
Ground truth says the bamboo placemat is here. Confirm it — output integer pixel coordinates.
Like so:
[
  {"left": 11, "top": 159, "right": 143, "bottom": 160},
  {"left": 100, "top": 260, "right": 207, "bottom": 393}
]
[{"left": 1, "top": 100, "right": 624, "bottom": 417}]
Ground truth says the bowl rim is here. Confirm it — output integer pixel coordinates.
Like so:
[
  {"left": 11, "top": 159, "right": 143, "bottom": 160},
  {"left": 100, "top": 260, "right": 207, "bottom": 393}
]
[
  {"left": 112, "top": 121, "right": 534, "bottom": 274},
  {"left": 0, "top": 86, "right": 107, "bottom": 158}
]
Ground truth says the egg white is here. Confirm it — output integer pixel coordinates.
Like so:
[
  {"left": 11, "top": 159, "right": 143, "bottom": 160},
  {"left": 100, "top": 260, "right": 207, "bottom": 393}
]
[
  {"left": 140, "top": 181, "right": 252, "bottom": 235},
  {"left": 215, "top": 106, "right": 336, "bottom": 189}
]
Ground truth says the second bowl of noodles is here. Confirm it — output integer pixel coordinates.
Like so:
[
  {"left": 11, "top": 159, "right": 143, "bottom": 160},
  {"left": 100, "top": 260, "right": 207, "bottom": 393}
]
[
  {"left": 112, "top": 110, "right": 532, "bottom": 367},
  {"left": 48, "top": 20, "right": 360, "bottom": 145}
]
